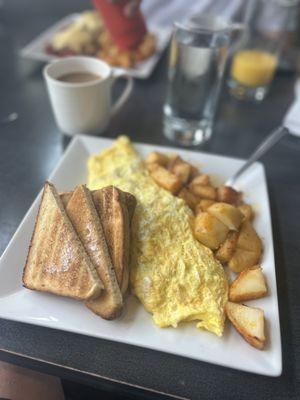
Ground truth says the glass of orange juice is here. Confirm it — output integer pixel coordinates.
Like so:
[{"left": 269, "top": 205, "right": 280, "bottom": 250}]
[
  {"left": 229, "top": 47, "right": 278, "bottom": 101},
  {"left": 228, "top": 0, "right": 297, "bottom": 101}
]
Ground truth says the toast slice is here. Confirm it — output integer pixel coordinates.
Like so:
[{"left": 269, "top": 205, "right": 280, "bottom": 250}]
[
  {"left": 60, "top": 187, "right": 136, "bottom": 295},
  {"left": 92, "top": 186, "right": 135, "bottom": 295},
  {"left": 65, "top": 185, "right": 123, "bottom": 319},
  {"left": 22, "top": 182, "right": 102, "bottom": 300}
]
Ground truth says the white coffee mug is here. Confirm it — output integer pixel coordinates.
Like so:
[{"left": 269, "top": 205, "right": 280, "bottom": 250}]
[{"left": 43, "top": 56, "right": 133, "bottom": 136}]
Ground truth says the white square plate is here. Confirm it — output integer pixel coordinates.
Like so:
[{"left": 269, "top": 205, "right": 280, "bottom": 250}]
[
  {"left": 20, "top": 14, "right": 171, "bottom": 79},
  {"left": 0, "top": 135, "right": 281, "bottom": 376}
]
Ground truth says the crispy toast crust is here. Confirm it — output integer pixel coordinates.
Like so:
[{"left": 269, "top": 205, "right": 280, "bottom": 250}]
[
  {"left": 22, "top": 182, "right": 102, "bottom": 300},
  {"left": 65, "top": 185, "right": 123, "bottom": 319}
]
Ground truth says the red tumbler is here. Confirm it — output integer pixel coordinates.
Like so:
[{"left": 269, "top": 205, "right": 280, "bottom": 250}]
[{"left": 93, "top": 0, "right": 147, "bottom": 50}]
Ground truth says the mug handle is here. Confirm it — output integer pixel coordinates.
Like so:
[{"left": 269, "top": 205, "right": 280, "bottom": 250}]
[{"left": 111, "top": 70, "right": 134, "bottom": 117}]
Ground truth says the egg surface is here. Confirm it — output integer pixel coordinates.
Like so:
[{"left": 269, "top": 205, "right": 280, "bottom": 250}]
[{"left": 88, "top": 136, "right": 228, "bottom": 336}]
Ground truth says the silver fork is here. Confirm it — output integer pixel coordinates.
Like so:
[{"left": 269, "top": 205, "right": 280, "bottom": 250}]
[{"left": 225, "top": 126, "right": 289, "bottom": 188}]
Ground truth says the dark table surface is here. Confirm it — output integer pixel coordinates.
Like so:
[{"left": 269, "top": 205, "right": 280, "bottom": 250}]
[{"left": 0, "top": 1, "right": 300, "bottom": 399}]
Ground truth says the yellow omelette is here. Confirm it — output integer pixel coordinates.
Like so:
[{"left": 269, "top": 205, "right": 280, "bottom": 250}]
[{"left": 88, "top": 136, "right": 228, "bottom": 336}]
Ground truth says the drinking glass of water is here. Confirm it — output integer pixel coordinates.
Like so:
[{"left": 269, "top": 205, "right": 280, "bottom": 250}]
[{"left": 163, "top": 15, "right": 242, "bottom": 146}]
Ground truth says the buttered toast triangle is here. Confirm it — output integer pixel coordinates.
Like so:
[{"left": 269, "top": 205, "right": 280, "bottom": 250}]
[
  {"left": 92, "top": 186, "right": 136, "bottom": 295},
  {"left": 65, "top": 185, "right": 123, "bottom": 319},
  {"left": 22, "top": 182, "right": 103, "bottom": 300},
  {"left": 60, "top": 186, "right": 136, "bottom": 295}
]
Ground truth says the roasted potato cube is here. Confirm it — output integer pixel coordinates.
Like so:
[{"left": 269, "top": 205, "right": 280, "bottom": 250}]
[
  {"left": 228, "top": 249, "right": 260, "bottom": 273},
  {"left": 168, "top": 154, "right": 178, "bottom": 166},
  {"left": 215, "top": 231, "right": 239, "bottom": 264},
  {"left": 118, "top": 52, "right": 134, "bottom": 68},
  {"left": 168, "top": 154, "right": 182, "bottom": 170},
  {"left": 145, "top": 151, "right": 169, "bottom": 167},
  {"left": 145, "top": 162, "right": 157, "bottom": 172},
  {"left": 149, "top": 164, "right": 182, "bottom": 194},
  {"left": 189, "top": 184, "right": 216, "bottom": 200},
  {"left": 136, "top": 33, "right": 156, "bottom": 59},
  {"left": 237, "top": 220, "right": 262, "bottom": 253},
  {"left": 172, "top": 163, "right": 192, "bottom": 184},
  {"left": 178, "top": 188, "right": 199, "bottom": 210},
  {"left": 207, "top": 202, "right": 243, "bottom": 230},
  {"left": 238, "top": 204, "right": 254, "bottom": 221},
  {"left": 217, "top": 185, "right": 240, "bottom": 205},
  {"left": 188, "top": 164, "right": 201, "bottom": 181},
  {"left": 169, "top": 156, "right": 199, "bottom": 178},
  {"left": 195, "top": 199, "right": 216, "bottom": 213},
  {"left": 229, "top": 266, "right": 267, "bottom": 302},
  {"left": 226, "top": 302, "right": 265, "bottom": 350},
  {"left": 228, "top": 220, "right": 262, "bottom": 273},
  {"left": 190, "top": 174, "right": 210, "bottom": 187},
  {"left": 194, "top": 212, "right": 229, "bottom": 250},
  {"left": 168, "top": 156, "right": 192, "bottom": 183}
]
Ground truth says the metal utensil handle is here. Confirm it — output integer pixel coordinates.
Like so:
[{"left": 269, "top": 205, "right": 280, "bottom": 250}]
[{"left": 226, "top": 126, "right": 289, "bottom": 187}]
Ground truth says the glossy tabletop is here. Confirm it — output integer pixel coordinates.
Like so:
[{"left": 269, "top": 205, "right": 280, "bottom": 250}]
[{"left": 0, "top": 1, "right": 299, "bottom": 399}]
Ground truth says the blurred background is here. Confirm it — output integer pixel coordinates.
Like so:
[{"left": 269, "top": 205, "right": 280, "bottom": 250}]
[{"left": 0, "top": 1, "right": 300, "bottom": 399}]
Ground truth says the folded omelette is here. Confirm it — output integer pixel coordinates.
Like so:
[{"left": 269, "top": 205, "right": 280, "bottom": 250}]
[{"left": 88, "top": 136, "right": 228, "bottom": 336}]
